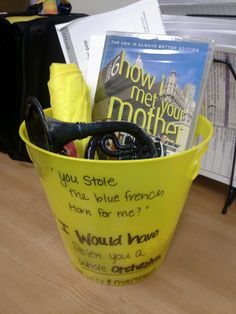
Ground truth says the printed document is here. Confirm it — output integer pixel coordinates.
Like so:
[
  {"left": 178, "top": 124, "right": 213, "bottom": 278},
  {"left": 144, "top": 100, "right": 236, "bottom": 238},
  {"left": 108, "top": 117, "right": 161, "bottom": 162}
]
[
  {"left": 55, "top": 0, "right": 165, "bottom": 80},
  {"left": 164, "top": 14, "right": 236, "bottom": 187}
]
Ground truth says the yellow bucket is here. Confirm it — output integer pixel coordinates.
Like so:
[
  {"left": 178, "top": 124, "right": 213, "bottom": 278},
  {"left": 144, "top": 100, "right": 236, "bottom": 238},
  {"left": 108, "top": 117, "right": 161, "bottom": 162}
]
[{"left": 19, "top": 110, "right": 213, "bottom": 286}]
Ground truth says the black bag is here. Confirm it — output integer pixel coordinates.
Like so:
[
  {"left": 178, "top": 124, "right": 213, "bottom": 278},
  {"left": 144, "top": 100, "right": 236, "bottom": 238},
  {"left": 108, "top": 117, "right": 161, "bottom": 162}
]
[{"left": 0, "top": 9, "right": 87, "bottom": 161}]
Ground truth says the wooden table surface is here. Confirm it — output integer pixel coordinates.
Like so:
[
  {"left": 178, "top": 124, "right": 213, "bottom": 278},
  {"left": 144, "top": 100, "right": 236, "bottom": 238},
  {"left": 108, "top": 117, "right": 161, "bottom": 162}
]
[{"left": 0, "top": 152, "right": 236, "bottom": 314}]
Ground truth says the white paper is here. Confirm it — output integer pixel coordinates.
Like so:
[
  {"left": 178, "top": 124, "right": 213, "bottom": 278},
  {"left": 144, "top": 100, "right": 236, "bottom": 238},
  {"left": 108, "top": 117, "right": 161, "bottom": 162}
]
[
  {"left": 200, "top": 48, "right": 236, "bottom": 187},
  {"left": 57, "top": 0, "right": 165, "bottom": 80},
  {"left": 163, "top": 14, "right": 236, "bottom": 50},
  {"left": 163, "top": 15, "right": 236, "bottom": 31},
  {"left": 204, "top": 49, "right": 236, "bottom": 128},
  {"left": 163, "top": 14, "right": 236, "bottom": 187},
  {"left": 86, "top": 35, "right": 106, "bottom": 106},
  {"left": 159, "top": 0, "right": 236, "bottom": 4},
  {"left": 200, "top": 126, "right": 236, "bottom": 187},
  {"left": 55, "top": 22, "right": 73, "bottom": 64},
  {"left": 159, "top": 0, "right": 236, "bottom": 15},
  {"left": 162, "top": 14, "right": 236, "bottom": 27}
]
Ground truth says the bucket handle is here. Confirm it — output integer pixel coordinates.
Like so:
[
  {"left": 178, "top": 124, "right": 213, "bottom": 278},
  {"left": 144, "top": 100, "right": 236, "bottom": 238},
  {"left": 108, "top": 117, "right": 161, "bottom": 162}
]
[{"left": 190, "top": 115, "right": 213, "bottom": 180}]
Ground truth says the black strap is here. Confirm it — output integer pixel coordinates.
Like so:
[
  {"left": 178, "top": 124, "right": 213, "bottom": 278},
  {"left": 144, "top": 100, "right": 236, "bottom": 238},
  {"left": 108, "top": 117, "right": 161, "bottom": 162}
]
[{"left": 213, "top": 58, "right": 236, "bottom": 214}]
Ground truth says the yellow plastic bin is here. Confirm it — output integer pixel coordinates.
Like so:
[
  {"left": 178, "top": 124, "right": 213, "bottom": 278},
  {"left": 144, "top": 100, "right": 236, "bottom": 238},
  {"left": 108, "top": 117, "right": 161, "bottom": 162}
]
[{"left": 19, "top": 110, "right": 213, "bottom": 286}]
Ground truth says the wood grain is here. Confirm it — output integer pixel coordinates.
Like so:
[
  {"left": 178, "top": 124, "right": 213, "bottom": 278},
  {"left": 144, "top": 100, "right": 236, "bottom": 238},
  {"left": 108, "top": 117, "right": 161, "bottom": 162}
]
[{"left": 0, "top": 152, "right": 236, "bottom": 314}]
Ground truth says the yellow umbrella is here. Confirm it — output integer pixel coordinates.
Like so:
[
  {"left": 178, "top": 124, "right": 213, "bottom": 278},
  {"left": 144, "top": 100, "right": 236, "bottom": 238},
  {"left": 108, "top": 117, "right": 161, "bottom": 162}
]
[{"left": 48, "top": 63, "right": 91, "bottom": 157}]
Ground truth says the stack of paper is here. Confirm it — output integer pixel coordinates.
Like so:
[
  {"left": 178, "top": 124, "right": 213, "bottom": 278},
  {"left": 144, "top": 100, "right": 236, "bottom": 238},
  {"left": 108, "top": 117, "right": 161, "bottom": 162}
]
[
  {"left": 163, "top": 14, "right": 236, "bottom": 49},
  {"left": 159, "top": 0, "right": 236, "bottom": 16},
  {"left": 163, "top": 13, "right": 236, "bottom": 187},
  {"left": 55, "top": 0, "right": 165, "bottom": 84}
]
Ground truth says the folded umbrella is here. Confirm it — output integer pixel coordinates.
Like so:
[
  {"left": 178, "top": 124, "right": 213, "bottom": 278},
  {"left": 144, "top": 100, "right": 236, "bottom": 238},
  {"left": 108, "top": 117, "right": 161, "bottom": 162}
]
[{"left": 48, "top": 63, "right": 91, "bottom": 157}]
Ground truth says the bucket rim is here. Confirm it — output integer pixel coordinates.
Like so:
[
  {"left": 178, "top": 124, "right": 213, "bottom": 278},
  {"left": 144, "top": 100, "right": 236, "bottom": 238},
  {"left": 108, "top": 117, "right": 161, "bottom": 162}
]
[{"left": 19, "top": 114, "right": 213, "bottom": 164}]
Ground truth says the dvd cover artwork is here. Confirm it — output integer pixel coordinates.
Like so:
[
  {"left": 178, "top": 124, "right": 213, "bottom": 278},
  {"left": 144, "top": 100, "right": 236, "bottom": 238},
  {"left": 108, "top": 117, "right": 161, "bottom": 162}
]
[{"left": 92, "top": 32, "right": 213, "bottom": 155}]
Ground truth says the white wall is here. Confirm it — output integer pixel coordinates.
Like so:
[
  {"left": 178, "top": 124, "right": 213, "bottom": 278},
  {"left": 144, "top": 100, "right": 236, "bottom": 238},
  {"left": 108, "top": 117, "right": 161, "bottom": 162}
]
[{"left": 70, "top": 0, "right": 137, "bottom": 14}]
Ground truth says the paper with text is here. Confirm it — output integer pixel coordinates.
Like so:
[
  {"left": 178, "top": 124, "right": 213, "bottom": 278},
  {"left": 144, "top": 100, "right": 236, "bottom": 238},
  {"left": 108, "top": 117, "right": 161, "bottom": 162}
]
[
  {"left": 159, "top": 0, "right": 236, "bottom": 16},
  {"left": 163, "top": 14, "right": 236, "bottom": 186},
  {"left": 200, "top": 48, "right": 236, "bottom": 187},
  {"left": 56, "top": 0, "right": 165, "bottom": 80}
]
